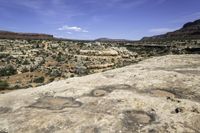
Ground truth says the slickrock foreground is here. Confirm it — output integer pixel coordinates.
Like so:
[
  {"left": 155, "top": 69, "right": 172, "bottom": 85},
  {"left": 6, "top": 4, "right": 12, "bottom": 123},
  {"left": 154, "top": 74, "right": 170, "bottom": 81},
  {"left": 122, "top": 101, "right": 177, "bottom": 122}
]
[{"left": 0, "top": 54, "right": 200, "bottom": 133}]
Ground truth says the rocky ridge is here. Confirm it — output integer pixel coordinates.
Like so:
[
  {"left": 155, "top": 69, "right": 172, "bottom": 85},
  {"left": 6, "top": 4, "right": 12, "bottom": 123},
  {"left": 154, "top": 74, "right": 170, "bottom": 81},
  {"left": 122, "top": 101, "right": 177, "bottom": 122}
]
[
  {"left": 0, "top": 30, "right": 54, "bottom": 40},
  {"left": 142, "top": 19, "right": 200, "bottom": 41}
]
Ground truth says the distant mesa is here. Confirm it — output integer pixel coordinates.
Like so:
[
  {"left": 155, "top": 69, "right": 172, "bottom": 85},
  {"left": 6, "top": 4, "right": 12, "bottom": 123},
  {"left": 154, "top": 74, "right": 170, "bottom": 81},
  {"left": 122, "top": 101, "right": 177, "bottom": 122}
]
[
  {"left": 0, "top": 31, "right": 130, "bottom": 42},
  {"left": 95, "top": 38, "right": 132, "bottom": 42},
  {"left": 142, "top": 19, "right": 200, "bottom": 41},
  {"left": 0, "top": 30, "right": 54, "bottom": 40}
]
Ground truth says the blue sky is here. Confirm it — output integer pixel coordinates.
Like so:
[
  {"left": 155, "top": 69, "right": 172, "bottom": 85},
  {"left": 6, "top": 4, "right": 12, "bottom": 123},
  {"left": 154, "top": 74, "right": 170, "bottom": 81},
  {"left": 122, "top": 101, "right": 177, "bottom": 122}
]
[{"left": 0, "top": 0, "right": 200, "bottom": 40}]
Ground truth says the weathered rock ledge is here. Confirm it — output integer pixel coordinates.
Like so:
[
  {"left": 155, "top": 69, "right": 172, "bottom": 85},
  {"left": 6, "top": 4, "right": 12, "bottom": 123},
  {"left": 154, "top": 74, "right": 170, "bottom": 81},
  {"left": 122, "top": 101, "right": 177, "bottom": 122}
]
[{"left": 0, "top": 54, "right": 200, "bottom": 133}]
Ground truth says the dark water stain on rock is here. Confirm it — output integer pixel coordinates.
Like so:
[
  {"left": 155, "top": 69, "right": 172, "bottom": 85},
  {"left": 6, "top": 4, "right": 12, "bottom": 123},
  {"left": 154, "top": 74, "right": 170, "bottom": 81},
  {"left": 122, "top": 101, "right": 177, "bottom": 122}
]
[
  {"left": 122, "top": 110, "right": 156, "bottom": 131},
  {"left": 0, "top": 107, "right": 11, "bottom": 114},
  {"left": 148, "top": 129, "right": 158, "bottom": 133},
  {"left": 29, "top": 96, "right": 82, "bottom": 110},
  {"left": 161, "top": 88, "right": 200, "bottom": 103},
  {"left": 144, "top": 88, "right": 200, "bottom": 103},
  {"left": 184, "top": 115, "right": 200, "bottom": 133},
  {"left": 174, "top": 70, "right": 200, "bottom": 75},
  {"left": 0, "top": 131, "right": 8, "bottom": 133},
  {"left": 81, "top": 126, "right": 101, "bottom": 133}
]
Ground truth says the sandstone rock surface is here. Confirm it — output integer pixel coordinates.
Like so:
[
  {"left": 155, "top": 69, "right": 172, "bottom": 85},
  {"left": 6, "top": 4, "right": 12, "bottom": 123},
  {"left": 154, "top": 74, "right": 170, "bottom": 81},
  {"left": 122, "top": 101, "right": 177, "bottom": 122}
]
[{"left": 0, "top": 54, "right": 200, "bottom": 133}]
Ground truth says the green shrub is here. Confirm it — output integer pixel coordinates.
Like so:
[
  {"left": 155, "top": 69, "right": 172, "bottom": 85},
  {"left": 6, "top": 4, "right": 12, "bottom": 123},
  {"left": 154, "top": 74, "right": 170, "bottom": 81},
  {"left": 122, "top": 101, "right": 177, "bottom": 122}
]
[
  {"left": 22, "top": 60, "right": 30, "bottom": 65},
  {"left": 0, "top": 80, "right": 9, "bottom": 90},
  {"left": 13, "top": 85, "right": 21, "bottom": 89},
  {"left": 49, "top": 77, "right": 55, "bottom": 82},
  {"left": 70, "top": 74, "right": 75, "bottom": 78},
  {"left": 33, "top": 76, "right": 45, "bottom": 83},
  {"left": 0, "top": 65, "right": 17, "bottom": 76}
]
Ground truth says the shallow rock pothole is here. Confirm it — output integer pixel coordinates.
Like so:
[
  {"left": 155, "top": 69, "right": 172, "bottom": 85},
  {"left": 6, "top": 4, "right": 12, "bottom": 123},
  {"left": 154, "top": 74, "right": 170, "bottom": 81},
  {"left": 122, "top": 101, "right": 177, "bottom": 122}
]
[
  {"left": 122, "top": 110, "right": 156, "bottom": 131},
  {"left": 171, "top": 107, "right": 185, "bottom": 114},
  {"left": 91, "top": 89, "right": 108, "bottom": 97},
  {"left": 29, "top": 96, "right": 82, "bottom": 110},
  {"left": 150, "top": 89, "right": 176, "bottom": 98},
  {"left": 90, "top": 84, "right": 132, "bottom": 97}
]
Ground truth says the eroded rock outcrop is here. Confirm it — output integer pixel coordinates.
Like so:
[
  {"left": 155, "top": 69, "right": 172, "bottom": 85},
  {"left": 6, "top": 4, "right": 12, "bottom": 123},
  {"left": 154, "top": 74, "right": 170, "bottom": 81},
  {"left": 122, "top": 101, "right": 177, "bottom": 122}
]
[
  {"left": 0, "top": 55, "right": 200, "bottom": 133},
  {"left": 142, "top": 19, "right": 200, "bottom": 41}
]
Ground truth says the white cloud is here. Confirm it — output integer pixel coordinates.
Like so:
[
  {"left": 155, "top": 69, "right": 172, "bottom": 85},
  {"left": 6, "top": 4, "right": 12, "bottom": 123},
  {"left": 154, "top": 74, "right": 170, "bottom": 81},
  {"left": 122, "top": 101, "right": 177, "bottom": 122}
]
[
  {"left": 67, "top": 32, "right": 72, "bottom": 34},
  {"left": 58, "top": 25, "right": 88, "bottom": 33},
  {"left": 149, "top": 28, "right": 175, "bottom": 34}
]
